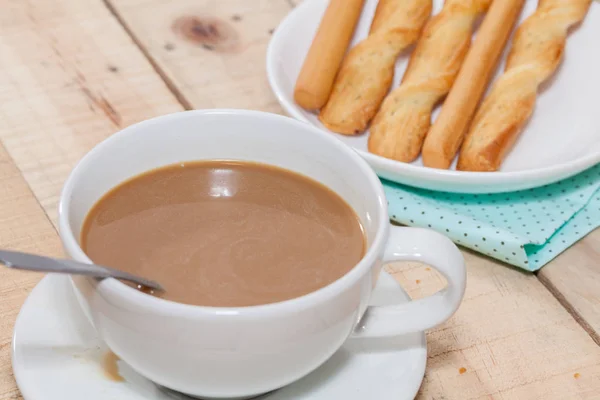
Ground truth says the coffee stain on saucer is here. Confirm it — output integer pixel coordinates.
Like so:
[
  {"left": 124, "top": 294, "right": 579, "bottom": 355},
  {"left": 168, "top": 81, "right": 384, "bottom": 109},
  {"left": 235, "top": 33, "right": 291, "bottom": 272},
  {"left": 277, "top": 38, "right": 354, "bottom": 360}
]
[
  {"left": 103, "top": 351, "right": 125, "bottom": 382},
  {"left": 172, "top": 16, "right": 240, "bottom": 52}
]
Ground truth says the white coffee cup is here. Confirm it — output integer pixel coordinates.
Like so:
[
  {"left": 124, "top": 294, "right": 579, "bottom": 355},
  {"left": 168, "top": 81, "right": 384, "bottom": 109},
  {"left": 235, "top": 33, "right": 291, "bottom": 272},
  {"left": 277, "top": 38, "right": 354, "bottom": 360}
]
[{"left": 58, "top": 110, "right": 466, "bottom": 399}]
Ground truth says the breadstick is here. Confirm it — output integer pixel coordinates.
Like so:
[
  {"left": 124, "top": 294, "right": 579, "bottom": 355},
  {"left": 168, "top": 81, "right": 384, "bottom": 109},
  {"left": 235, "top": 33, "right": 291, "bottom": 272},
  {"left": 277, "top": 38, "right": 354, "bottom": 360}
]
[
  {"left": 368, "top": 0, "right": 491, "bottom": 162},
  {"left": 458, "top": 0, "right": 592, "bottom": 171},
  {"left": 294, "top": 0, "right": 366, "bottom": 111},
  {"left": 319, "top": 0, "right": 432, "bottom": 135},
  {"left": 421, "top": 0, "right": 525, "bottom": 169}
]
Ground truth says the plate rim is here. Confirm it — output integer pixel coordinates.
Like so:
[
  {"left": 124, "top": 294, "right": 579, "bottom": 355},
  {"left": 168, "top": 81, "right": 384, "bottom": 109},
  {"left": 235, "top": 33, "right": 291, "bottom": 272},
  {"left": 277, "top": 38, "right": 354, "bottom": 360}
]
[{"left": 266, "top": 0, "right": 600, "bottom": 193}]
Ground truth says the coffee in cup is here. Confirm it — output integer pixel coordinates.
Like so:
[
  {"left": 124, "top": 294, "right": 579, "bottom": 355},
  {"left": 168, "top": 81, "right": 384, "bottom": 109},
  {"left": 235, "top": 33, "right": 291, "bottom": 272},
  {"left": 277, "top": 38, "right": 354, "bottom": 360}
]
[{"left": 81, "top": 160, "right": 366, "bottom": 307}]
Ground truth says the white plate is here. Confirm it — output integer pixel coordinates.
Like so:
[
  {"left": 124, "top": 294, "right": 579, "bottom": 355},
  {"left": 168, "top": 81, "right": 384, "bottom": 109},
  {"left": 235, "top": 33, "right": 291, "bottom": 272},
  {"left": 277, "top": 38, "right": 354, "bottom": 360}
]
[
  {"left": 12, "top": 273, "right": 427, "bottom": 400},
  {"left": 267, "top": 0, "right": 600, "bottom": 193}
]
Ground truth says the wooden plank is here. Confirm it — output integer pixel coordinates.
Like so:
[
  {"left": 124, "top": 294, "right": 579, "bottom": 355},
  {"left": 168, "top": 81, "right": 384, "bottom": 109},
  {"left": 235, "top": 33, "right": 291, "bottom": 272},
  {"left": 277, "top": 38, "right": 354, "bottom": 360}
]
[
  {"left": 0, "top": 143, "right": 62, "bottom": 400},
  {"left": 104, "top": 1, "right": 600, "bottom": 398},
  {"left": 0, "top": 1, "right": 185, "bottom": 398},
  {"left": 389, "top": 256, "right": 600, "bottom": 399},
  {"left": 0, "top": 0, "right": 183, "bottom": 225},
  {"left": 538, "top": 229, "right": 600, "bottom": 346},
  {"left": 0, "top": 0, "right": 598, "bottom": 399},
  {"left": 104, "top": 0, "right": 292, "bottom": 113}
]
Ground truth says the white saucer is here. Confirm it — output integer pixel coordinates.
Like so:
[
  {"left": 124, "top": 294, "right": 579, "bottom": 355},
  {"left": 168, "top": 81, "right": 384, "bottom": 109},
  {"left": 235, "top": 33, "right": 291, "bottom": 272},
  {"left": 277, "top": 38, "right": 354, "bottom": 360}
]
[
  {"left": 12, "top": 272, "right": 427, "bottom": 400},
  {"left": 267, "top": 0, "right": 600, "bottom": 193}
]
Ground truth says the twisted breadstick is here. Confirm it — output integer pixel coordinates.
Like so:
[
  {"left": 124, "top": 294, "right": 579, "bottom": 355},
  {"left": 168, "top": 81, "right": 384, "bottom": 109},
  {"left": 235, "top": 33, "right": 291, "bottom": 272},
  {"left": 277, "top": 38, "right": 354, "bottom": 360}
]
[
  {"left": 319, "top": 0, "right": 432, "bottom": 135},
  {"left": 458, "top": 0, "right": 592, "bottom": 171},
  {"left": 368, "top": 0, "right": 491, "bottom": 162}
]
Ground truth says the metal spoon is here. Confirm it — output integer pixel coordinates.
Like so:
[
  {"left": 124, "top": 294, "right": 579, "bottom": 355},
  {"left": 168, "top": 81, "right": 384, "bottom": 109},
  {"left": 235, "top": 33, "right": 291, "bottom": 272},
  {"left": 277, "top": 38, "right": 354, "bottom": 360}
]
[{"left": 0, "top": 249, "right": 163, "bottom": 292}]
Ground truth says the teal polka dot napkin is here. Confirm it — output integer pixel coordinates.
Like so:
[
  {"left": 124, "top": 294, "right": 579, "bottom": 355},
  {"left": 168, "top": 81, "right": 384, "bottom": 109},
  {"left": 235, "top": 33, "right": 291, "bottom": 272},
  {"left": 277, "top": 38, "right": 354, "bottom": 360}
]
[{"left": 383, "top": 164, "right": 600, "bottom": 271}]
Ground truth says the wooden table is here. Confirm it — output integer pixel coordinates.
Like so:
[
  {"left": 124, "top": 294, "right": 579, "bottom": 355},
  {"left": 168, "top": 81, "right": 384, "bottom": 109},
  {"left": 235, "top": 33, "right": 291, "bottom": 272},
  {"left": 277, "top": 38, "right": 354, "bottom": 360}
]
[{"left": 0, "top": 1, "right": 599, "bottom": 398}]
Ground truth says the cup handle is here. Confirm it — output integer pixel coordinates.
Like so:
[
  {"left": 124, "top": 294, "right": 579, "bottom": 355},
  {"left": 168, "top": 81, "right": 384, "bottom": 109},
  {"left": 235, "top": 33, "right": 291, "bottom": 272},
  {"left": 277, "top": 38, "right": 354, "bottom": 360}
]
[{"left": 352, "top": 226, "right": 466, "bottom": 338}]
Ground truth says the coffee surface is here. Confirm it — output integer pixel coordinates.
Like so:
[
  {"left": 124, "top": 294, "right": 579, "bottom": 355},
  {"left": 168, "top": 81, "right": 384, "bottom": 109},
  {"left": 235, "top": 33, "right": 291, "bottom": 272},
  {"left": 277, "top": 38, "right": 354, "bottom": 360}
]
[{"left": 82, "top": 161, "right": 365, "bottom": 307}]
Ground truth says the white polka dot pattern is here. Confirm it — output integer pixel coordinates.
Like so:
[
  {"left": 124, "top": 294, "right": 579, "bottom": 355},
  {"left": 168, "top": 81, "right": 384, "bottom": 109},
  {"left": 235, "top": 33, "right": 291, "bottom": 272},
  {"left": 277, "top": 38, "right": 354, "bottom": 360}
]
[{"left": 383, "top": 164, "right": 600, "bottom": 271}]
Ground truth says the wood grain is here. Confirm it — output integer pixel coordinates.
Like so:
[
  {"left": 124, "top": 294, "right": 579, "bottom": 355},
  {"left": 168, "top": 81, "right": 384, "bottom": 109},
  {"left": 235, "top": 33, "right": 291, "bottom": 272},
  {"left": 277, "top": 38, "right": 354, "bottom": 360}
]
[
  {"left": 538, "top": 229, "right": 600, "bottom": 346},
  {"left": 0, "top": 144, "right": 63, "bottom": 400},
  {"left": 0, "top": 1, "right": 186, "bottom": 397},
  {"left": 0, "top": 0, "right": 183, "bottom": 225},
  {"left": 105, "top": 0, "right": 292, "bottom": 113},
  {"left": 0, "top": 0, "right": 599, "bottom": 399},
  {"left": 388, "top": 253, "right": 600, "bottom": 399}
]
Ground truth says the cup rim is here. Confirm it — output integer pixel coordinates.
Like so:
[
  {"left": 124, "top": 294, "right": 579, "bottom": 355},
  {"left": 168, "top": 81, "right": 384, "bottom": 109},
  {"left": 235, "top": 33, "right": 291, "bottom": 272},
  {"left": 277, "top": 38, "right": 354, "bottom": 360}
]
[{"left": 58, "top": 109, "right": 389, "bottom": 317}]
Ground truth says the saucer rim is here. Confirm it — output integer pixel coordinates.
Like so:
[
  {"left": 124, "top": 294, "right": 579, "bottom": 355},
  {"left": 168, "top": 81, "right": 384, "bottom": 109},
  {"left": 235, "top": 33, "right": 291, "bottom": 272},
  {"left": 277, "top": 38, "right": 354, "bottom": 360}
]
[{"left": 12, "top": 272, "right": 427, "bottom": 400}]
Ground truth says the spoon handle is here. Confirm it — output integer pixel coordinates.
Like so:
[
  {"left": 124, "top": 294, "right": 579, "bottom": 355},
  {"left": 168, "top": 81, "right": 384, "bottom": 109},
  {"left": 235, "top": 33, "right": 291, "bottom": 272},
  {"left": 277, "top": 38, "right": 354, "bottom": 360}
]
[{"left": 0, "top": 249, "right": 163, "bottom": 291}]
